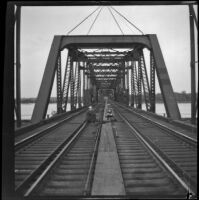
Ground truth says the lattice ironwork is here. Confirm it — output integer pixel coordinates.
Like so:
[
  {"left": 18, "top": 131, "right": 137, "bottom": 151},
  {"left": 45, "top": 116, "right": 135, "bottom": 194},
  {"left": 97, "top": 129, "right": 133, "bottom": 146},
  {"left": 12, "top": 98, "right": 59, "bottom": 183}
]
[
  {"left": 70, "top": 58, "right": 75, "bottom": 111},
  {"left": 133, "top": 62, "right": 139, "bottom": 108},
  {"left": 150, "top": 51, "right": 156, "bottom": 112},
  {"left": 56, "top": 52, "right": 62, "bottom": 113},
  {"left": 137, "top": 61, "right": 142, "bottom": 109},
  {"left": 130, "top": 61, "right": 135, "bottom": 107},
  {"left": 82, "top": 62, "right": 86, "bottom": 106},
  {"left": 74, "top": 62, "right": 79, "bottom": 108},
  {"left": 139, "top": 50, "right": 151, "bottom": 111},
  {"left": 78, "top": 65, "right": 82, "bottom": 108},
  {"left": 62, "top": 54, "right": 71, "bottom": 112}
]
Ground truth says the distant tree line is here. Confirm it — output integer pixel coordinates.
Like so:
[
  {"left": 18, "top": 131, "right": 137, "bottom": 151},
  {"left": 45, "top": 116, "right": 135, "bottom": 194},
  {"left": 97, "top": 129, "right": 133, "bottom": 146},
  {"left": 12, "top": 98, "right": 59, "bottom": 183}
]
[
  {"left": 19, "top": 92, "right": 195, "bottom": 104},
  {"left": 155, "top": 92, "right": 193, "bottom": 103}
]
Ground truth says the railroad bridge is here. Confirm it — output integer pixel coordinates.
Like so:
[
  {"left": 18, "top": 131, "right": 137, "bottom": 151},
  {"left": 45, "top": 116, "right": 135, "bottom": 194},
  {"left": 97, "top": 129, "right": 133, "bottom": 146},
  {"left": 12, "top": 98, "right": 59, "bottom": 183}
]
[{"left": 3, "top": 1, "right": 198, "bottom": 199}]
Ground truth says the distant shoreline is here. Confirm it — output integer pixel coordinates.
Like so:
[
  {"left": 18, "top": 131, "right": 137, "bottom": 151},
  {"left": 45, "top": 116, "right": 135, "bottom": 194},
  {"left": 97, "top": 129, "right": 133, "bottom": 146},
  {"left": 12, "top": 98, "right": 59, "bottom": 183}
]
[{"left": 18, "top": 92, "right": 194, "bottom": 104}]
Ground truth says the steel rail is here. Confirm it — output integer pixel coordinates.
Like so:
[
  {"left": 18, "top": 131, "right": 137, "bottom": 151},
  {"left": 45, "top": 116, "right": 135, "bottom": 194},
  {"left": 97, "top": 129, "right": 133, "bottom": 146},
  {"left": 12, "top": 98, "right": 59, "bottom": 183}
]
[
  {"left": 114, "top": 107, "right": 195, "bottom": 196},
  {"left": 15, "top": 120, "right": 87, "bottom": 194},
  {"left": 24, "top": 121, "right": 88, "bottom": 197},
  {"left": 83, "top": 111, "right": 104, "bottom": 195},
  {"left": 114, "top": 102, "right": 197, "bottom": 146},
  {"left": 15, "top": 108, "right": 88, "bottom": 151}
]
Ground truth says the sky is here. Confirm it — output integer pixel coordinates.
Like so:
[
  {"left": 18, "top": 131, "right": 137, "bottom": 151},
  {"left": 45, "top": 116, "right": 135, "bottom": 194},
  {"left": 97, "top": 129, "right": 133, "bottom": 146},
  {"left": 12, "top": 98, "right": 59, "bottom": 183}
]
[{"left": 18, "top": 5, "right": 198, "bottom": 98}]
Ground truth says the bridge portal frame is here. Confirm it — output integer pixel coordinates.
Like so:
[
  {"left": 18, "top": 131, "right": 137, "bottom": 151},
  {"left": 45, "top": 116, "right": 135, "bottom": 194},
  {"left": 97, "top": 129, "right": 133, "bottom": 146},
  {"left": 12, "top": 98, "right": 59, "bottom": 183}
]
[{"left": 31, "top": 34, "right": 181, "bottom": 124}]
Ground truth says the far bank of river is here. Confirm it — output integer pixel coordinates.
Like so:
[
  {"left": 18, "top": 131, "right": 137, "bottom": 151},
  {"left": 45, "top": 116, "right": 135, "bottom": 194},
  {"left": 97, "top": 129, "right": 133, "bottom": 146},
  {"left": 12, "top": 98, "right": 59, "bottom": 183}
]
[{"left": 16, "top": 102, "right": 192, "bottom": 120}]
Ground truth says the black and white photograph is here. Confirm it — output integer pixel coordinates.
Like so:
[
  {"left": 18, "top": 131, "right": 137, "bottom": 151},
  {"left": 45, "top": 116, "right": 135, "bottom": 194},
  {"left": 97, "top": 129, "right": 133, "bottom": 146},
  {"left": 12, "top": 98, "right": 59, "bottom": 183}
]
[{"left": 2, "top": 1, "right": 198, "bottom": 199}]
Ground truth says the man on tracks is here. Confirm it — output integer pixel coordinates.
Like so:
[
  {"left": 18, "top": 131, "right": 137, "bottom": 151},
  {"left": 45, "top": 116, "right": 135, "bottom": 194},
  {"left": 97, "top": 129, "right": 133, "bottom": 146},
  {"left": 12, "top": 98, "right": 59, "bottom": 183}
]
[{"left": 86, "top": 106, "right": 96, "bottom": 123}]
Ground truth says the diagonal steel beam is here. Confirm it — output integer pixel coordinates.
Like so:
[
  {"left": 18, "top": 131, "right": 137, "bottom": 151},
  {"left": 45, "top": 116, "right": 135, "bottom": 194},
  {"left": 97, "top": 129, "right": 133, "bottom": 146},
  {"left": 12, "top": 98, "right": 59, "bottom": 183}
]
[{"left": 31, "top": 36, "right": 63, "bottom": 123}]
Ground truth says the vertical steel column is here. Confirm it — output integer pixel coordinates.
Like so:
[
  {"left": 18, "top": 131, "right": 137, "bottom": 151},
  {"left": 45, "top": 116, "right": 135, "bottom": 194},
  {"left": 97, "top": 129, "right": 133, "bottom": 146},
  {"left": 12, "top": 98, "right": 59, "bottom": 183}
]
[
  {"left": 78, "top": 63, "right": 82, "bottom": 108},
  {"left": 16, "top": 5, "right": 21, "bottom": 127},
  {"left": 88, "top": 75, "right": 92, "bottom": 104},
  {"left": 56, "top": 52, "right": 62, "bottom": 113},
  {"left": 126, "top": 62, "right": 130, "bottom": 105},
  {"left": 150, "top": 51, "right": 156, "bottom": 113},
  {"left": 82, "top": 62, "right": 86, "bottom": 106},
  {"left": 123, "top": 62, "right": 125, "bottom": 90},
  {"left": 3, "top": 3, "right": 14, "bottom": 198},
  {"left": 139, "top": 50, "right": 151, "bottom": 111},
  {"left": 84, "top": 66, "right": 88, "bottom": 105},
  {"left": 62, "top": 53, "right": 71, "bottom": 112},
  {"left": 70, "top": 57, "right": 75, "bottom": 111},
  {"left": 137, "top": 60, "right": 142, "bottom": 109},
  {"left": 134, "top": 62, "right": 139, "bottom": 108},
  {"left": 131, "top": 61, "right": 135, "bottom": 107},
  {"left": 189, "top": 5, "right": 196, "bottom": 124},
  {"left": 73, "top": 62, "right": 78, "bottom": 109}
]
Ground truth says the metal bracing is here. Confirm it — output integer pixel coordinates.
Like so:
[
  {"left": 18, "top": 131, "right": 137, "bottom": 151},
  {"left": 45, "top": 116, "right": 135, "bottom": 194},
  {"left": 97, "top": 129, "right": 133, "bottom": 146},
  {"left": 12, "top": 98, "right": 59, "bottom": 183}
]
[
  {"left": 84, "top": 62, "right": 89, "bottom": 106},
  {"left": 139, "top": 50, "right": 151, "bottom": 111},
  {"left": 125, "top": 62, "right": 130, "bottom": 105},
  {"left": 70, "top": 58, "right": 75, "bottom": 111},
  {"left": 131, "top": 61, "right": 135, "bottom": 107},
  {"left": 74, "top": 62, "right": 79, "bottom": 108},
  {"left": 82, "top": 62, "right": 86, "bottom": 106},
  {"left": 31, "top": 36, "right": 63, "bottom": 123},
  {"left": 62, "top": 53, "right": 71, "bottom": 112},
  {"left": 149, "top": 34, "right": 181, "bottom": 119},
  {"left": 133, "top": 62, "right": 139, "bottom": 108},
  {"left": 56, "top": 52, "right": 62, "bottom": 113},
  {"left": 77, "top": 64, "right": 82, "bottom": 108},
  {"left": 150, "top": 51, "right": 156, "bottom": 112},
  {"left": 137, "top": 60, "right": 142, "bottom": 109}
]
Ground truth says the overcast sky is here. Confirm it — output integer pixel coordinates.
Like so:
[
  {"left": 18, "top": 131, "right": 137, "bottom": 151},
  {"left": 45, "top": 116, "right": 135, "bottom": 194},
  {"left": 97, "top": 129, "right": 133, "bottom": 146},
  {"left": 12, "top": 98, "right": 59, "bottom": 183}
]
[{"left": 19, "top": 5, "right": 198, "bottom": 98}]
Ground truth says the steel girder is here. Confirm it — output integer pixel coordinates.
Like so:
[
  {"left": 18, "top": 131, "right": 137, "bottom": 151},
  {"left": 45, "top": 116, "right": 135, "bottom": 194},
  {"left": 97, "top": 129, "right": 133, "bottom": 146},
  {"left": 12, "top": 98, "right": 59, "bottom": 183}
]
[
  {"left": 139, "top": 50, "right": 151, "bottom": 111},
  {"left": 73, "top": 62, "right": 79, "bottom": 108},
  {"left": 137, "top": 60, "right": 142, "bottom": 109},
  {"left": 56, "top": 53, "right": 62, "bottom": 113},
  {"left": 150, "top": 51, "right": 156, "bottom": 112},
  {"left": 130, "top": 62, "right": 135, "bottom": 107},
  {"left": 133, "top": 62, "right": 139, "bottom": 108},
  {"left": 82, "top": 63, "right": 86, "bottom": 106},
  {"left": 126, "top": 63, "right": 130, "bottom": 105},
  {"left": 60, "top": 35, "right": 151, "bottom": 49},
  {"left": 31, "top": 36, "right": 63, "bottom": 123},
  {"left": 148, "top": 35, "right": 181, "bottom": 119},
  {"left": 62, "top": 54, "right": 71, "bottom": 112},
  {"left": 77, "top": 64, "right": 82, "bottom": 108},
  {"left": 70, "top": 59, "right": 75, "bottom": 111}
]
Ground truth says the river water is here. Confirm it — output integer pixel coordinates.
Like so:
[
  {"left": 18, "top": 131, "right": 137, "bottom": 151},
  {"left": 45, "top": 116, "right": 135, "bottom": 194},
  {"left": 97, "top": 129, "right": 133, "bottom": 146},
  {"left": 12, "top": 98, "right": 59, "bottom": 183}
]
[{"left": 17, "top": 103, "right": 192, "bottom": 120}]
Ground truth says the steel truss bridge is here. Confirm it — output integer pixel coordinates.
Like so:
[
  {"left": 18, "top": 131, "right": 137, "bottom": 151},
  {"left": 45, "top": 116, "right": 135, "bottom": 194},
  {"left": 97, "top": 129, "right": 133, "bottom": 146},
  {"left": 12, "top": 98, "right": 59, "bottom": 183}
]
[
  {"left": 2, "top": 1, "right": 198, "bottom": 199},
  {"left": 31, "top": 34, "right": 181, "bottom": 123},
  {"left": 12, "top": 2, "right": 198, "bottom": 126}
]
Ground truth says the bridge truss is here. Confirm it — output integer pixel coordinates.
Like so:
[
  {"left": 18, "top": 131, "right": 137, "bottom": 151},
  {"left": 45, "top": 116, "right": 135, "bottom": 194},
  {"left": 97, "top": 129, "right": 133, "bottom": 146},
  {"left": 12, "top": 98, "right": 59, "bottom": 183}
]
[{"left": 31, "top": 35, "right": 181, "bottom": 123}]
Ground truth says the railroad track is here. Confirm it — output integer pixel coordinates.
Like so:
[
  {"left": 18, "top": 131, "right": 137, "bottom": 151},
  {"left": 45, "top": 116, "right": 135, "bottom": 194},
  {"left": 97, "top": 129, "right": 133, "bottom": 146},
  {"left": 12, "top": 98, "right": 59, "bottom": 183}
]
[
  {"left": 111, "top": 102, "right": 197, "bottom": 197},
  {"left": 15, "top": 104, "right": 103, "bottom": 196},
  {"left": 15, "top": 107, "right": 89, "bottom": 150}
]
